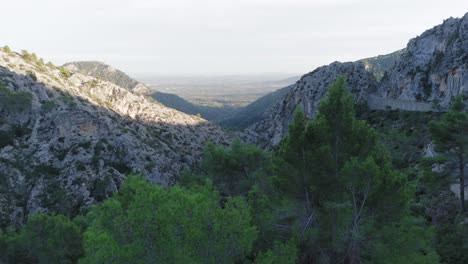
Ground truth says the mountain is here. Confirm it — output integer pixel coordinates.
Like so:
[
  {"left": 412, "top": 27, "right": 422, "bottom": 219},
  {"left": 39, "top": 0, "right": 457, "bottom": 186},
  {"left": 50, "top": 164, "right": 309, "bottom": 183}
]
[
  {"left": 243, "top": 13, "right": 467, "bottom": 149},
  {"left": 220, "top": 85, "right": 292, "bottom": 129},
  {"left": 243, "top": 62, "right": 377, "bottom": 149},
  {"left": 66, "top": 61, "right": 238, "bottom": 122},
  {"left": 150, "top": 92, "right": 238, "bottom": 122},
  {"left": 358, "top": 49, "right": 405, "bottom": 80},
  {"left": 377, "top": 14, "right": 468, "bottom": 107},
  {"left": 0, "top": 49, "right": 229, "bottom": 227},
  {"left": 220, "top": 50, "right": 399, "bottom": 131},
  {"left": 64, "top": 61, "right": 150, "bottom": 94}
]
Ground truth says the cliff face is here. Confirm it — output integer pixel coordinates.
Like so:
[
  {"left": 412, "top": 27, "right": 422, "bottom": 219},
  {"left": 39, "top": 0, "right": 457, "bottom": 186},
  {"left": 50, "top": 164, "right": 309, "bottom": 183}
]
[
  {"left": 243, "top": 62, "right": 377, "bottom": 149},
  {"left": 0, "top": 49, "right": 229, "bottom": 227},
  {"left": 377, "top": 14, "right": 468, "bottom": 107},
  {"left": 244, "top": 14, "right": 467, "bottom": 149},
  {"left": 64, "top": 61, "right": 151, "bottom": 94}
]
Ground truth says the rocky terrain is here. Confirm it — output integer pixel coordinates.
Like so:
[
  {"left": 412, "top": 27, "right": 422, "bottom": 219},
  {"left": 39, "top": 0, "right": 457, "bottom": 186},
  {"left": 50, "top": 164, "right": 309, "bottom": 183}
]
[
  {"left": 244, "top": 13, "right": 467, "bottom": 149},
  {"left": 243, "top": 62, "right": 377, "bottom": 149},
  {"left": 64, "top": 61, "right": 151, "bottom": 94},
  {"left": 0, "top": 49, "right": 229, "bottom": 227},
  {"left": 377, "top": 13, "right": 468, "bottom": 107}
]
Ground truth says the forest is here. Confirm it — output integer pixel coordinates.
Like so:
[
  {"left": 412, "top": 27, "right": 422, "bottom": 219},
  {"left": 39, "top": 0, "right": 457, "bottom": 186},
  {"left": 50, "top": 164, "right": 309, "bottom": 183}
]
[{"left": 1, "top": 77, "right": 466, "bottom": 263}]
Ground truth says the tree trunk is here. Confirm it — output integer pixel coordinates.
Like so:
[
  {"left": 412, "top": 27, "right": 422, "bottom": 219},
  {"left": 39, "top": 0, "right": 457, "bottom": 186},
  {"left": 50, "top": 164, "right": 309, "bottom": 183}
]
[{"left": 460, "top": 154, "right": 465, "bottom": 213}]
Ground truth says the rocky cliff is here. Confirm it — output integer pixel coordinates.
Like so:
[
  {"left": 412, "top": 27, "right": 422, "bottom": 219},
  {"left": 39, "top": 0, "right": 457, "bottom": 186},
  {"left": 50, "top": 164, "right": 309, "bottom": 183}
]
[
  {"left": 377, "top": 13, "right": 468, "bottom": 107},
  {"left": 0, "top": 49, "right": 229, "bottom": 227},
  {"left": 244, "top": 13, "right": 467, "bottom": 149},
  {"left": 243, "top": 62, "right": 377, "bottom": 149},
  {"left": 64, "top": 61, "right": 151, "bottom": 94}
]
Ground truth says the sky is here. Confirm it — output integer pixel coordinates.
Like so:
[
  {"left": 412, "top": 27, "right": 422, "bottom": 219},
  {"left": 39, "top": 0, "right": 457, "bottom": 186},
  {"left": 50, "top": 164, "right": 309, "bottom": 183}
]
[{"left": 1, "top": 0, "right": 467, "bottom": 76}]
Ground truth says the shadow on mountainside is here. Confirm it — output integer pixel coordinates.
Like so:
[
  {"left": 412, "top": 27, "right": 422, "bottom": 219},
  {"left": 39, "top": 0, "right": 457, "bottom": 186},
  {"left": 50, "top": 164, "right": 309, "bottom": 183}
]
[{"left": 0, "top": 66, "right": 229, "bottom": 228}]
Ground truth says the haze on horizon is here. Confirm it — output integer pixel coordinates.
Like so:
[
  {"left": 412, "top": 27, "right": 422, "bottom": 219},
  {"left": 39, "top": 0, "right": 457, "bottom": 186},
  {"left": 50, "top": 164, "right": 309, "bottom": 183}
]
[{"left": 1, "top": 0, "right": 467, "bottom": 77}]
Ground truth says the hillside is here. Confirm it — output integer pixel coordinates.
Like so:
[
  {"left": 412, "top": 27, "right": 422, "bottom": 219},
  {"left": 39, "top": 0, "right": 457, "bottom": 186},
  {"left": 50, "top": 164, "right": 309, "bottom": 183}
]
[
  {"left": 377, "top": 14, "right": 468, "bottom": 106},
  {"left": 243, "top": 61, "right": 377, "bottom": 148},
  {"left": 358, "top": 49, "right": 405, "bottom": 80},
  {"left": 220, "top": 85, "right": 292, "bottom": 129},
  {"left": 0, "top": 48, "right": 229, "bottom": 227},
  {"left": 244, "top": 13, "right": 467, "bottom": 149}
]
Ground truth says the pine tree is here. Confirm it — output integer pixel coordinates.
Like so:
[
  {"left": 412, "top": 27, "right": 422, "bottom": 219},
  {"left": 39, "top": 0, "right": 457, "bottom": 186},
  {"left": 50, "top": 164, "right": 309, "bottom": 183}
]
[{"left": 429, "top": 97, "right": 468, "bottom": 213}]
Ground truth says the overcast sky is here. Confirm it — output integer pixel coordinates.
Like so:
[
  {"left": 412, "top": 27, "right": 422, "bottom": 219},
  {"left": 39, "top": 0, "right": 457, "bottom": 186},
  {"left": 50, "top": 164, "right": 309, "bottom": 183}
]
[{"left": 1, "top": 0, "right": 466, "bottom": 76}]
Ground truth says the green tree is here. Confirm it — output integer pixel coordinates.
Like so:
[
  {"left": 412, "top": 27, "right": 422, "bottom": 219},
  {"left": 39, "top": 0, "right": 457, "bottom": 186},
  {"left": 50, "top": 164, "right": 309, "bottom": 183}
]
[
  {"left": 274, "top": 76, "right": 434, "bottom": 262},
  {"left": 201, "top": 139, "right": 273, "bottom": 197},
  {"left": 1, "top": 213, "right": 83, "bottom": 263},
  {"left": 429, "top": 96, "right": 468, "bottom": 213},
  {"left": 80, "top": 175, "right": 257, "bottom": 264}
]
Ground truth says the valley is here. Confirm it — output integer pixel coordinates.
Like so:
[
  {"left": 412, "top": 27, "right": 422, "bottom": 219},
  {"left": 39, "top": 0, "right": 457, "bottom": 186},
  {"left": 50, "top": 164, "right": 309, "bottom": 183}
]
[{"left": 0, "top": 7, "right": 467, "bottom": 264}]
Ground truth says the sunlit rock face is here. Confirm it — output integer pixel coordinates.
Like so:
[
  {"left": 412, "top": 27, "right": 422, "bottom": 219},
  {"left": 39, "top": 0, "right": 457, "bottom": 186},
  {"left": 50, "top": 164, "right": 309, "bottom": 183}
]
[{"left": 0, "top": 49, "right": 229, "bottom": 227}]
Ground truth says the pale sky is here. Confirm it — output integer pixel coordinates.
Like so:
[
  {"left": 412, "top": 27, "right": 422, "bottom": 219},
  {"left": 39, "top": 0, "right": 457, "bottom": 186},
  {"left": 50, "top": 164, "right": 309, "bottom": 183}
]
[{"left": 1, "top": 0, "right": 467, "bottom": 76}]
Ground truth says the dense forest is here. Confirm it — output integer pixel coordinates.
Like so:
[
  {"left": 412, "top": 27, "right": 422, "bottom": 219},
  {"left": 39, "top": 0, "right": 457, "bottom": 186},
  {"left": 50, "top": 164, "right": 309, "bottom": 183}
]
[{"left": 1, "top": 77, "right": 466, "bottom": 263}]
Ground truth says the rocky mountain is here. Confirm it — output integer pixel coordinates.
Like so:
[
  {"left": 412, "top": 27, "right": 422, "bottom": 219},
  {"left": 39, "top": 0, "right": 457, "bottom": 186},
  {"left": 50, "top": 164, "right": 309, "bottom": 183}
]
[
  {"left": 220, "top": 85, "right": 292, "bottom": 129},
  {"left": 64, "top": 61, "right": 151, "bottom": 94},
  {"left": 244, "top": 13, "right": 467, "bottom": 149},
  {"left": 377, "top": 13, "right": 468, "bottom": 107},
  {"left": 0, "top": 49, "right": 229, "bottom": 227},
  {"left": 243, "top": 62, "right": 377, "bottom": 149},
  {"left": 358, "top": 49, "right": 404, "bottom": 80},
  {"left": 66, "top": 61, "right": 238, "bottom": 123}
]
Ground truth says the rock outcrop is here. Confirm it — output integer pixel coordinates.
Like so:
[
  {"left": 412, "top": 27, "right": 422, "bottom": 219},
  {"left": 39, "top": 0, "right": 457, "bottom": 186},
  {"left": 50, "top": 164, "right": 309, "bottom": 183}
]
[
  {"left": 377, "top": 13, "right": 468, "bottom": 107},
  {"left": 243, "top": 62, "right": 377, "bottom": 149},
  {"left": 244, "top": 13, "right": 467, "bottom": 149},
  {"left": 0, "top": 49, "right": 229, "bottom": 227},
  {"left": 64, "top": 61, "right": 152, "bottom": 94}
]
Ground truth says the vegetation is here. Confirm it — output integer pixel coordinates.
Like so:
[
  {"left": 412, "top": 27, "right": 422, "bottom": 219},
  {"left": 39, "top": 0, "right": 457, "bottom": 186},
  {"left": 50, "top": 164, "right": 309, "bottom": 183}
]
[
  {"left": 59, "top": 66, "right": 71, "bottom": 78},
  {"left": 3, "top": 76, "right": 465, "bottom": 263}
]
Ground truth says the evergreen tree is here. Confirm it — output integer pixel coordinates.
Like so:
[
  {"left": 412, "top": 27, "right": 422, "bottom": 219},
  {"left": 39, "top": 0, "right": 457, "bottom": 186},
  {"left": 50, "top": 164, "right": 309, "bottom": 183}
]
[
  {"left": 429, "top": 97, "right": 468, "bottom": 213},
  {"left": 80, "top": 175, "right": 257, "bottom": 264},
  {"left": 275, "top": 76, "right": 434, "bottom": 262}
]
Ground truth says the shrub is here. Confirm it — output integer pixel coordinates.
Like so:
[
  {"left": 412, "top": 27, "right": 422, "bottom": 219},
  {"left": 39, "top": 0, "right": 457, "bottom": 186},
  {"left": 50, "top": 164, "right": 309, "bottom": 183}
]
[{"left": 58, "top": 67, "right": 71, "bottom": 78}]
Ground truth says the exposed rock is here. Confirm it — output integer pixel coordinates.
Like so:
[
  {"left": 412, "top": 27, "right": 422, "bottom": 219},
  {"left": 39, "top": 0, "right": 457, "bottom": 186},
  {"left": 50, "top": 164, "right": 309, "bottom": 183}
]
[
  {"left": 243, "top": 62, "right": 377, "bottom": 149},
  {"left": 64, "top": 61, "right": 151, "bottom": 94},
  {"left": 0, "top": 49, "right": 229, "bottom": 227},
  {"left": 377, "top": 13, "right": 468, "bottom": 107}
]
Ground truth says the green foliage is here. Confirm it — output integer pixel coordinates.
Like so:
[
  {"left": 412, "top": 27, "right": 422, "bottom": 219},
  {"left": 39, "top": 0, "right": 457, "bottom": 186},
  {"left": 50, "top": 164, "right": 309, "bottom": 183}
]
[
  {"left": 80, "top": 175, "right": 257, "bottom": 263},
  {"left": 255, "top": 240, "right": 298, "bottom": 264},
  {"left": 27, "top": 70, "right": 37, "bottom": 81},
  {"left": 40, "top": 100, "right": 58, "bottom": 113},
  {"left": 0, "top": 81, "right": 33, "bottom": 113},
  {"left": 273, "top": 76, "right": 430, "bottom": 262},
  {"left": 59, "top": 66, "right": 71, "bottom": 78},
  {"left": 200, "top": 138, "right": 273, "bottom": 197},
  {"left": 3, "top": 45, "right": 13, "bottom": 55},
  {"left": 429, "top": 96, "right": 468, "bottom": 213},
  {"left": 46, "top": 61, "right": 56, "bottom": 68},
  {"left": 1, "top": 213, "right": 83, "bottom": 264},
  {"left": 21, "top": 50, "right": 38, "bottom": 63}
]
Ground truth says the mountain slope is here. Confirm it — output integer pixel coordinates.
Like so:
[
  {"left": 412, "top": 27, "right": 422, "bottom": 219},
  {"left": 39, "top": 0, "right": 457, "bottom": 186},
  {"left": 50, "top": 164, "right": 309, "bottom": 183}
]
[
  {"left": 150, "top": 92, "right": 238, "bottom": 122},
  {"left": 358, "top": 49, "right": 405, "bottom": 80},
  {"left": 65, "top": 61, "right": 238, "bottom": 122},
  {"left": 0, "top": 49, "right": 229, "bottom": 227},
  {"left": 377, "top": 13, "right": 468, "bottom": 106},
  {"left": 243, "top": 62, "right": 377, "bottom": 149},
  {"left": 220, "top": 85, "right": 292, "bottom": 129},
  {"left": 244, "top": 13, "right": 467, "bottom": 149},
  {"left": 64, "top": 61, "right": 150, "bottom": 94}
]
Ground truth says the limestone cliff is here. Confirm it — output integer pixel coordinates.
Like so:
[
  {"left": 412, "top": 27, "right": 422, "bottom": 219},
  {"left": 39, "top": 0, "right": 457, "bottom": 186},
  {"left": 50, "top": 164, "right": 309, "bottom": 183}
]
[
  {"left": 377, "top": 13, "right": 468, "bottom": 107},
  {"left": 0, "top": 49, "right": 229, "bottom": 227},
  {"left": 243, "top": 62, "right": 377, "bottom": 149}
]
